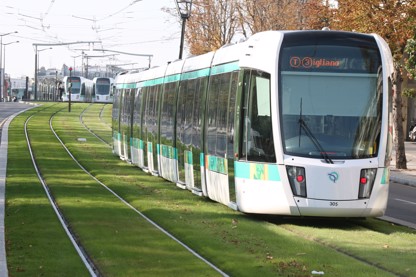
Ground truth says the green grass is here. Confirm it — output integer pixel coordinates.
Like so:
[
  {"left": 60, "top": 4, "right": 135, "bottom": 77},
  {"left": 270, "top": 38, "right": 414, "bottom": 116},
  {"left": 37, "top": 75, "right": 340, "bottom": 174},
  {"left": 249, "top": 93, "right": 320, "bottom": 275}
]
[
  {"left": 5, "top": 102, "right": 416, "bottom": 276},
  {"left": 5, "top": 103, "right": 90, "bottom": 276},
  {"left": 80, "top": 103, "right": 112, "bottom": 145}
]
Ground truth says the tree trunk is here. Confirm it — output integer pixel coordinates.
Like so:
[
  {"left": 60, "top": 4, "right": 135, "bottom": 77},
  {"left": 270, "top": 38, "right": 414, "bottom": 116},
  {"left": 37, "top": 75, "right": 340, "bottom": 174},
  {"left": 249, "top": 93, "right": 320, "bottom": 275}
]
[{"left": 393, "top": 66, "right": 407, "bottom": 169}]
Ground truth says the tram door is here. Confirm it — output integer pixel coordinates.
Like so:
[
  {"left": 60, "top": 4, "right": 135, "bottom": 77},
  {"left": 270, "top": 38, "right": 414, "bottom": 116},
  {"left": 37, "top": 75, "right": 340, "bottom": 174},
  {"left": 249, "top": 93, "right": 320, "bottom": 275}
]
[
  {"left": 175, "top": 77, "right": 207, "bottom": 193},
  {"left": 235, "top": 69, "right": 276, "bottom": 205},
  {"left": 203, "top": 69, "right": 238, "bottom": 206},
  {"left": 132, "top": 87, "right": 144, "bottom": 168},
  {"left": 143, "top": 85, "right": 160, "bottom": 175}
]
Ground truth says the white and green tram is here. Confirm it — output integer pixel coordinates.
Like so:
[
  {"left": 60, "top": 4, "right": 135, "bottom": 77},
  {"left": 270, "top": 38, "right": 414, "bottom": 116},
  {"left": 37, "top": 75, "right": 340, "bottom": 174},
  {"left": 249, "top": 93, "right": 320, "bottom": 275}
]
[{"left": 112, "top": 30, "right": 394, "bottom": 217}]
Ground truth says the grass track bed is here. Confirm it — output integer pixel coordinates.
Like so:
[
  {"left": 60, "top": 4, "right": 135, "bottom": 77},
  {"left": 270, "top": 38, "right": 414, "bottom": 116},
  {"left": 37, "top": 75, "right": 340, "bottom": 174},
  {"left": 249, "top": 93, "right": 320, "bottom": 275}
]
[{"left": 5, "top": 103, "right": 416, "bottom": 276}]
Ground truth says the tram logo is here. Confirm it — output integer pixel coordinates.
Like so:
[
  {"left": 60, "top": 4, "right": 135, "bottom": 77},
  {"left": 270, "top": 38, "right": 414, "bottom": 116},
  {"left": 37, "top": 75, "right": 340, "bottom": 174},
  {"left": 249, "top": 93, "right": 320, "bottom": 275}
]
[{"left": 328, "top": 172, "right": 339, "bottom": 183}]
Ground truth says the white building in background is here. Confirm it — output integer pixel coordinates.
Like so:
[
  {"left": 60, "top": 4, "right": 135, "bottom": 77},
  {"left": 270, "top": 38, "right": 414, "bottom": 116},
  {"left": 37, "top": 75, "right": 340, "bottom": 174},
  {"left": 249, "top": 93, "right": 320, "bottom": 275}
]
[{"left": 10, "top": 77, "right": 30, "bottom": 100}]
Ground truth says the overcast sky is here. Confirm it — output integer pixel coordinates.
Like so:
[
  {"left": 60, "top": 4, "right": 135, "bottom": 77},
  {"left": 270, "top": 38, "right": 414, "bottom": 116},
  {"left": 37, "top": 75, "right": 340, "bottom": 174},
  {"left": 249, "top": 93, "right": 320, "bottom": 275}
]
[{"left": 0, "top": 0, "right": 183, "bottom": 78}]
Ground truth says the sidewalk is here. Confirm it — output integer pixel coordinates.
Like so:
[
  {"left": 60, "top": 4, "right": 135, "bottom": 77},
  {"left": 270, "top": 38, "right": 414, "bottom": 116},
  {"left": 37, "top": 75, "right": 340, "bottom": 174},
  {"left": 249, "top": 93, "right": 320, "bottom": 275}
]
[
  {"left": 0, "top": 102, "right": 37, "bottom": 276},
  {"left": 390, "top": 147, "right": 416, "bottom": 187},
  {"left": 0, "top": 112, "right": 12, "bottom": 276}
]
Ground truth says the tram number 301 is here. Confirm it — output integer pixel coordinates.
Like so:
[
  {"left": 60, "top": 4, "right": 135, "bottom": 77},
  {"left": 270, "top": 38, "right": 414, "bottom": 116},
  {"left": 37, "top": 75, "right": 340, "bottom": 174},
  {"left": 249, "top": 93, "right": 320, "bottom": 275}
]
[{"left": 330, "top": 202, "right": 339, "bottom": 207}]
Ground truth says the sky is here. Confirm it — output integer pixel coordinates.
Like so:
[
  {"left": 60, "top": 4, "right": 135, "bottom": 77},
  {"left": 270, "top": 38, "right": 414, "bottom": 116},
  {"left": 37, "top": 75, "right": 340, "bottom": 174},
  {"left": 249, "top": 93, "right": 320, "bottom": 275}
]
[{"left": 0, "top": 0, "right": 183, "bottom": 78}]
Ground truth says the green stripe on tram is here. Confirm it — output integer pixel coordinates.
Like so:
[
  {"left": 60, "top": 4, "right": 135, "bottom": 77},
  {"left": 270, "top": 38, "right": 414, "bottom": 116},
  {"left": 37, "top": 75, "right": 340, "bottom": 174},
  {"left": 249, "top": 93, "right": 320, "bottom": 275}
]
[
  {"left": 182, "top": 68, "right": 211, "bottom": 80},
  {"left": 164, "top": 73, "right": 181, "bottom": 83},
  {"left": 141, "top": 77, "right": 165, "bottom": 87},
  {"left": 211, "top": 61, "right": 239, "bottom": 75},
  {"left": 116, "top": 83, "right": 136, "bottom": 89},
  {"left": 235, "top": 161, "right": 280, "bottom": 181}
]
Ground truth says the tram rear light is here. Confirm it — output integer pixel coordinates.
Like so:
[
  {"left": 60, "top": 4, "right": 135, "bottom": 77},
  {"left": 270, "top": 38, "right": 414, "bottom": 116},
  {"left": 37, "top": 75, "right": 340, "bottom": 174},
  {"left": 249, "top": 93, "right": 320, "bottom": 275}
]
[
  {"left": 358, "top": 168, "right": 377, "bottom": 199},
  {"left": 286, "top": 166, "right": 307, "bottom": 197}
]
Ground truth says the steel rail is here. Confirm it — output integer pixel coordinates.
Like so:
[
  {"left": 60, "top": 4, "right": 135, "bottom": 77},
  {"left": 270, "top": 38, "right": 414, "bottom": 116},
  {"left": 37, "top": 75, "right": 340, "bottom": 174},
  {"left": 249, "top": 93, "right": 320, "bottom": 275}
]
[{"left": 25, "top": 110, "right": 99, "bottom": 277}]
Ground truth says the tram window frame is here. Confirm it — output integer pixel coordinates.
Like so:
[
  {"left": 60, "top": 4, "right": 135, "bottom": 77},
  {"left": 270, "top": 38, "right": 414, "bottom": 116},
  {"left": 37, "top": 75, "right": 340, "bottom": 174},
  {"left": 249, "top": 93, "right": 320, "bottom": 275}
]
[
  {"left": 160, "top": 82, "right": 175, "bottom": 143},
  {"left": 183, "top": 78, "right": 197, "bottom": 146},
  {"left": 206, "top": 75, "right": 220, "bottom": 156},
  {"left": 194, "top": 77, "right": 208, "bottom": 149},
  {"left": 216, "top": 73, "right": 231, "bottom": 157},
  {"left": 240, "top": 70, "right": 276, "bottom": 163},
  {"left": 112, "top": 88, "right": 122, "bottom": 132},
  {"left": 133, "top": 86, "right": 143, "bottom": 139},
  {"left": 205, "top": 71, "right": 239, "bottom": 158}
]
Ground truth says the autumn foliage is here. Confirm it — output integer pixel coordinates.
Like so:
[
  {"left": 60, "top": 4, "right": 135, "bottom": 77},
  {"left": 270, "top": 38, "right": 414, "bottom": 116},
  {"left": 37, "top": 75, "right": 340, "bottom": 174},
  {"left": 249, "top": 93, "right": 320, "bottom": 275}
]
[{"left": 177, "top": 0, "right": 416, "bottom": 168}]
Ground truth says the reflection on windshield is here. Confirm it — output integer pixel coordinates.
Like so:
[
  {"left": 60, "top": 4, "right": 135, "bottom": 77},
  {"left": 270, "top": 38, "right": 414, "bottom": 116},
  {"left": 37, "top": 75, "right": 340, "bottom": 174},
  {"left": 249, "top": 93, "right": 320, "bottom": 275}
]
[
  {"left": 281, "top": 70, "right": 382, "bottom": 159},
  {"left": 96, "top": 84, "right": 110, "bottom": 95},
  {"left": 298, "top": 98, "right": 333, "bottom": 163}
]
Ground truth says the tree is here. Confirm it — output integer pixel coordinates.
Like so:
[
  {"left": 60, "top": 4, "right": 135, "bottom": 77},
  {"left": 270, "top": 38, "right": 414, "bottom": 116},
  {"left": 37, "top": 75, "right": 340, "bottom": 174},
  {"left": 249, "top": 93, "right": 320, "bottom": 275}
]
[
  {"left": 182, "top": 0, "right": 307, "bottom": 55},
  {"left": 185, "top": 0, "right": 239, "bottom": 55},
  {"left": 236, "top": 0, "right": 303, "bottom": 37},
  {"left": 405, "top": 30, "right": 416, "bottom": 79},
  {"left": 315, "top": 0, "right": 416, "bottom": 169},
  {"left": 301, "top": 0, "right": 335, "bottom": 29}
]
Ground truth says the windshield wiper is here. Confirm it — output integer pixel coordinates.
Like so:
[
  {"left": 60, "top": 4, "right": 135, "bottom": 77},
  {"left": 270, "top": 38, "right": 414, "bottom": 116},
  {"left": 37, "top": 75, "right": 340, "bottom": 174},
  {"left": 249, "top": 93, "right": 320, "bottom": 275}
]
[{"left": 298, "top": 98, "right": 333, "bottom": 164}]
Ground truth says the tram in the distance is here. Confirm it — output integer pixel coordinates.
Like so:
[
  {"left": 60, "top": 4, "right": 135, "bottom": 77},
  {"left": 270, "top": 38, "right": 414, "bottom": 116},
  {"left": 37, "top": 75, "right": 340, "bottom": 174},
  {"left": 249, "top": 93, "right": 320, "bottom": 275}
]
[
  {"left": 62, "top": 76, "right": 92, "bottom": 102},
  {"left": 112, "top": 30, "right": 394, "bottom": 217},
  {"left": 88, "top": 77, "right": 114, "bottom": 103}
]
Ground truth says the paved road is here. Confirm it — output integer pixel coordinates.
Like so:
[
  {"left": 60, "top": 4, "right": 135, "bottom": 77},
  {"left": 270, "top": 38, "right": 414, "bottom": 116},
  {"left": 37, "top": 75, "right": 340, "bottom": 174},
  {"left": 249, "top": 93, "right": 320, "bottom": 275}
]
[
  {"left": 385, "top": 181, "right": 416, "bottom": 224},
  {"left": 0, "top": 102, "right": 35, "bottom": 142}
]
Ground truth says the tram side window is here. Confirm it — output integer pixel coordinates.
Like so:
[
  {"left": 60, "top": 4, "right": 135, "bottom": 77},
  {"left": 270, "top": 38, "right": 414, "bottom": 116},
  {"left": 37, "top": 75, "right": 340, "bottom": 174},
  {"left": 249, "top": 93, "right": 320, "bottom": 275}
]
[
  {"left": 207, "top": 75, "right": 220, "bottom": 156},
  {"left": 193, "top": 77, "right": 208, "bottom": 149},
  {"left": 133, "top": 87, "right": 143, "bottom": 138},
  {"left": 161, "top": 82, "right": 177, "bottom": 142},
  {"left": 206, "top": 72, "right": 238, "bottom": 158},
  {"left": 146, "top": 85, "right": 160, "bottom": 138},
  {"left": 242, "top": 70, "right": 275, "bottom": 162},
  {"left": 226, "top": 72, "right": 238, "bottom": 159},
  {"left": 81, "top": 83, "right": 86, "bottom": 96},
  {"left": 177, "top": 80, "right": 190, "bottom": 146},
  {"left": 112, "top": 88, "right": 121, "bottom": 130},
  {"left": 216, "top": 73, "right": 231, "bottom": 157},
  {"left": 183, "top": 79, "right": 196, "bottom": 146}
]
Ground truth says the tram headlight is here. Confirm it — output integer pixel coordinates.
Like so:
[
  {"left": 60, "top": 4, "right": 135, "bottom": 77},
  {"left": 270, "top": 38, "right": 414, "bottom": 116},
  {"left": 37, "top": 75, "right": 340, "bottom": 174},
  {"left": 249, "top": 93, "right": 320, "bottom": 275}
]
[
  {"left": 286, "top": 166, "right": 307, "bottom": 197},
  {"left": 358, "top": 168, "right": 377, "bottom": 199}
]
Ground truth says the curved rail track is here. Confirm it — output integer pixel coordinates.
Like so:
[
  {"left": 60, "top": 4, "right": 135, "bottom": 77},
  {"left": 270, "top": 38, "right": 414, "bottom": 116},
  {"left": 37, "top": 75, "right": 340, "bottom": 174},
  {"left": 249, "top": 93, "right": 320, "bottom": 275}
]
[{"left": 24, "top": 105, "right": 228, "bottom": 276}]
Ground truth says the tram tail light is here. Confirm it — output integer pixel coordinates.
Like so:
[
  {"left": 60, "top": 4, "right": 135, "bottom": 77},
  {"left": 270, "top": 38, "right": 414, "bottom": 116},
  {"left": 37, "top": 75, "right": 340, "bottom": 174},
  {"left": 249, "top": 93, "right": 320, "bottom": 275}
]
[
  {"left": 358, "top": 168, "right": 377, "bottom": 199},
  {"left": 286, "top": 166, "right": 307, "bottom": 197}
]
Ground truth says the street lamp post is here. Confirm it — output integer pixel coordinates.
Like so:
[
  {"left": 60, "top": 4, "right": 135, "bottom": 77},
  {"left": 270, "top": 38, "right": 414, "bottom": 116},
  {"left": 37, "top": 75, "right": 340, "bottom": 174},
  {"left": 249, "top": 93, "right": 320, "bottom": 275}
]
[
  {"left": 34, "top": 46, "right": 52, "bottom": 100},
  {"left": 0, "top": 31, "right": 18, "bottom": 101},
  {"left": 2, "top": 41, "right": 19, "bottom": 101},
  {"left": 175, "top": 0, "right": 192, "bottom": 60}
]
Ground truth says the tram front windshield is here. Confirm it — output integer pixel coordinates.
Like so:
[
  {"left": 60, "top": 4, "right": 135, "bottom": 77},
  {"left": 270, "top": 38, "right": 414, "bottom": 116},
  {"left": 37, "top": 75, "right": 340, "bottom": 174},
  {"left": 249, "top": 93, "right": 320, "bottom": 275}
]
[
  {"left": 69, "top": 78, "right": 81, "bottom": 94},
  {"left": 279, "top": 32, "right": 382, "bottom": 160},
  {"left": 96, "top": 79, "right": 110, "bottom": 95}
]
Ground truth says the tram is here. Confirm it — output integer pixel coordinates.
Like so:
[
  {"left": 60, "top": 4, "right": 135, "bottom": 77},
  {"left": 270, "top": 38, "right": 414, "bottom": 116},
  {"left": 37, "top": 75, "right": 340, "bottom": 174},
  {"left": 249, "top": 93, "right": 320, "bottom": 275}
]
[
  {"left": 112, "top": 30, "right": 394, "bottom": 217},
  {"left": 86, "top": 77, "right": 114, "bottom": 103},
  {"left": 62, "top": 76, "right": 93, "bottom": 102}
]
